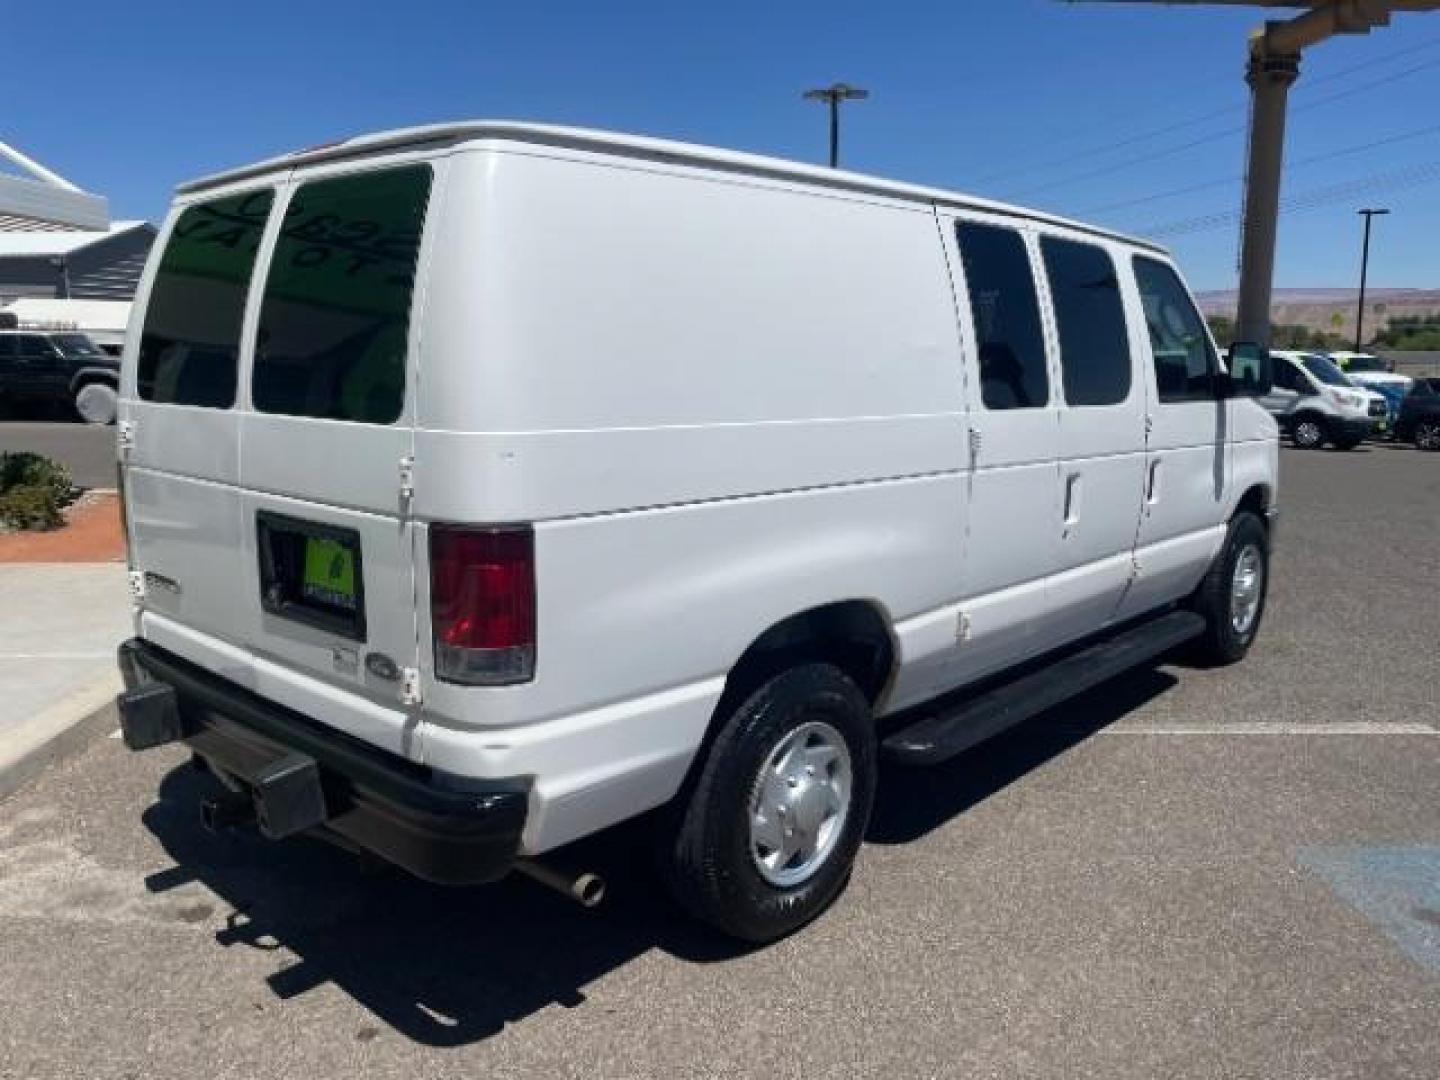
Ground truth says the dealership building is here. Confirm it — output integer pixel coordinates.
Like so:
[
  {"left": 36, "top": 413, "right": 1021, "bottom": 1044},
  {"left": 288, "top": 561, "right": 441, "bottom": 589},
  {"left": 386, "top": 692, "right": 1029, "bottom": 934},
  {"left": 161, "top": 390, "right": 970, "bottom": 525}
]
[{"left": 0, "top": 141, "right": 154, "bottom": 347}]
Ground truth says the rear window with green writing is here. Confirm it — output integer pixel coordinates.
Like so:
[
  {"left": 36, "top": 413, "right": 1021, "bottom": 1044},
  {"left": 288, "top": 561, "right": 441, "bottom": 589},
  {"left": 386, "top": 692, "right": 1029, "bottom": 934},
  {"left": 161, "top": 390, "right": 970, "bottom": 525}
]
[
  {"left": 252, "top": 166, "right": 432, "bottom": 425},
  {"left": 137, "top": 190, "right": 274, "bottom": 408}
]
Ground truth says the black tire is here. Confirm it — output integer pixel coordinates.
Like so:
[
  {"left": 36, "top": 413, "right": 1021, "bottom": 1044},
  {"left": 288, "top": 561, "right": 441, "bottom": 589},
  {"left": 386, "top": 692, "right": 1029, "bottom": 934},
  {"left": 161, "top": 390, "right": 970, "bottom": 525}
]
[
  {"left": 1416, "top": 421, "right": 1440, "bottom": 452},
  {"left": 662, "top": 663, "right": 876, "bottom": 943},
  {"left": 1290, "top": 414, "right": 1326, "bottom": 449},
  {"left": 1188, "top": 511, "right": 1269, "bottom": 665}
]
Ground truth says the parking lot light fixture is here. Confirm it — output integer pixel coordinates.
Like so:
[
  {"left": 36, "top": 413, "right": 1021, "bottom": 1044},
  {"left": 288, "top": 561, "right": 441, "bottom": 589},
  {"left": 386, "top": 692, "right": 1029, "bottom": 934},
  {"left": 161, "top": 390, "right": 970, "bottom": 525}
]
[
  {"left": 802, "top": 83, "right": 869, "bottom": 168},
  {"left": 1355, "top": 208, "right": 1390, "bottom": 352}
]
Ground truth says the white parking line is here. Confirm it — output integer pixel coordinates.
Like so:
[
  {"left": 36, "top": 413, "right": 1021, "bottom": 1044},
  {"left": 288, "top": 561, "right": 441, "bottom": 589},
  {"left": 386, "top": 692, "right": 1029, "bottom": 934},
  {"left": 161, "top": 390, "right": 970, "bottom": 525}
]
[{"left": 1099, "top": 721, "right": 1437, "bottom": 736}]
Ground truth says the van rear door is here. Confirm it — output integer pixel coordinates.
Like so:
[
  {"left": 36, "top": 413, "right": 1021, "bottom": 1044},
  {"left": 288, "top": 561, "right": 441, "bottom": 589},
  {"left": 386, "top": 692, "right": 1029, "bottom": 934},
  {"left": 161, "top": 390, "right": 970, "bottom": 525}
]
[
  {"left": 235, "top": 163, "right": 435, "bottom": 724},
  {"left": 123, "top": 161, "right": 438, "bottom": 757},
  {"left": 123, "top": 184, "right": 276, "bottom": 675}
]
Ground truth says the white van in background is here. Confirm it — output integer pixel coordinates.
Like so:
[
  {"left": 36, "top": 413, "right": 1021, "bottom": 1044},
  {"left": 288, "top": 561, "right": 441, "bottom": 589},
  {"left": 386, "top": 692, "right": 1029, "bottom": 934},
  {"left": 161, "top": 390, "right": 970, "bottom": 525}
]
[
  {"left": 115, "top": 123, "right": 1278, "bottom": 941},
  {"left": 1261, "top": 350, "right": 1381, "bottom": 449}
]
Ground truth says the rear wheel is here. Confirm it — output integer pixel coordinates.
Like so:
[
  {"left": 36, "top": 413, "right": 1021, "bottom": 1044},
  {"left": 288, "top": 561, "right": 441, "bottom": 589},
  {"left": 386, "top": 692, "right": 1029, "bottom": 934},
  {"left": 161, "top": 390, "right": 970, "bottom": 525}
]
[
  {"left": 1416, "top": 421, "right": 1440, "bottom": 452},
  {"left": 1188, "top": 511, "right": 1269, "bottom": 665},
  {"left": 74, "top": 381, "right": 117, "bottom": 425},
  {"left": 662, "top": 663, "right": 876, "bottom": 943},
  {"left": 1291, "top": 415, "right": 1326, "bottom": 449}
]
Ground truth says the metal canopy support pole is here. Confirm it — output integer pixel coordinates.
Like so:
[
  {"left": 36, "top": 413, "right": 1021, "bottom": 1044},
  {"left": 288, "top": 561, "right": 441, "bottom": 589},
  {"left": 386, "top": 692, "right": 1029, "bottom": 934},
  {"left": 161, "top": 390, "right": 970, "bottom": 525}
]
[{"left": 1235, "top": 41, "right": 1299, "bottom": 347}]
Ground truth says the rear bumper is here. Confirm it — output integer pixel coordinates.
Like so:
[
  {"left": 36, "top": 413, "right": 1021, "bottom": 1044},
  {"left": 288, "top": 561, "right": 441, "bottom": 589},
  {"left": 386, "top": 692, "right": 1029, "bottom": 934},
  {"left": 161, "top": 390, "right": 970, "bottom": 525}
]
[{"left": 116, "top": 638, "right": 528, "bottom": 885}]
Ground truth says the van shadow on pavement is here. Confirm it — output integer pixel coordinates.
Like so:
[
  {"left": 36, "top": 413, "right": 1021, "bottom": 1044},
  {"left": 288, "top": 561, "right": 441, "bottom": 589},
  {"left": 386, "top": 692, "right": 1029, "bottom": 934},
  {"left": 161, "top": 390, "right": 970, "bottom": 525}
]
[{"left": 139, "top": 663, "right": 1179, "bottom": 1047}]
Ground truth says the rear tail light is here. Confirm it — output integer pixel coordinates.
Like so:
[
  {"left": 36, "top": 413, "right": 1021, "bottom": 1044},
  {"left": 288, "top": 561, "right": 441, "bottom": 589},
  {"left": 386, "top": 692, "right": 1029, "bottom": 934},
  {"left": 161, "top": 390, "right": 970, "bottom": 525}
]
[{"left": 429, "top": 525, "right": 535, "bottom": 686}]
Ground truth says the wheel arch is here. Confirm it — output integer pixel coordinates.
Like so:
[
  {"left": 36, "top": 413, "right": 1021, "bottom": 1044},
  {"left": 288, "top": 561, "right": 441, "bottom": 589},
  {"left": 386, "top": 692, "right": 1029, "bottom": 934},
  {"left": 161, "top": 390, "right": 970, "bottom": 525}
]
[
  {"left": 1231, "top": 483, "right": 1272, "bottom": 524},
  {"left": 667, "top": 599, "right": 897, "bottom": 814},
  {"left": 718, "top": 599, "right": 898, "bottom": 716},
  {"left": 68, "top": 366, "right": 119, "bottom": 396}
]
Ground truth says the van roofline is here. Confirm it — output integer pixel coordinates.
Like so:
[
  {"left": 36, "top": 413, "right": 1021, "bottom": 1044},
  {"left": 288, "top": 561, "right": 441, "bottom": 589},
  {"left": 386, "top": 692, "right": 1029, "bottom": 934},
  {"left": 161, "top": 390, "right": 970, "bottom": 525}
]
[{"left": 175, "top": 121, "right": 1168, "bottom": 255}]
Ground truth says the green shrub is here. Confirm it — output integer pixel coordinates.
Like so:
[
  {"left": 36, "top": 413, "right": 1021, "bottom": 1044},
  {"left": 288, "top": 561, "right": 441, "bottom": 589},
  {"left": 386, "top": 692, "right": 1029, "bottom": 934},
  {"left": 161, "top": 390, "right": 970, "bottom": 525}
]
[
  {"left": 0, "top": 484, "right": 65, "bottom": 531},
  {"left": 0, "top": 452, "right": 78, "bottom": 531}
]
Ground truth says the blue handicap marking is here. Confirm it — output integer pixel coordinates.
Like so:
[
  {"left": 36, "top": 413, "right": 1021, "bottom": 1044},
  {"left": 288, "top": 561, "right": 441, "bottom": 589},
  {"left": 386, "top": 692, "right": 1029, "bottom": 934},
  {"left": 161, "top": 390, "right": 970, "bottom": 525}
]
[{"left": 1299, "top": 846, "right": 1440, "bottom": 977}]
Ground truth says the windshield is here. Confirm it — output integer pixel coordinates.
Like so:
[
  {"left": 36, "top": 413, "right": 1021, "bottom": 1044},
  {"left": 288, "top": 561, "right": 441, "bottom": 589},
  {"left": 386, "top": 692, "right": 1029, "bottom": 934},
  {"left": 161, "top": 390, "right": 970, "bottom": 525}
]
[
  {"left": 1344, "top": 355, "right": 1387, "bottom": 373},
  {"left": 53, "top": 334, "right": 104, "bottom": 357},
  {"left": 1300, "top": 355, "right": 1351, "bottom": 387}
]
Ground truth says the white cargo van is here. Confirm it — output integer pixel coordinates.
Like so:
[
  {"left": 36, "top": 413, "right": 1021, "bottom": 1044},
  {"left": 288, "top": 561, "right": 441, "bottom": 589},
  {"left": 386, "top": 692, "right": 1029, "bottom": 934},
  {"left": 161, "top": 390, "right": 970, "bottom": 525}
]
[{"left": 115, "top": 123, "right": 1278, "bottom": 942}]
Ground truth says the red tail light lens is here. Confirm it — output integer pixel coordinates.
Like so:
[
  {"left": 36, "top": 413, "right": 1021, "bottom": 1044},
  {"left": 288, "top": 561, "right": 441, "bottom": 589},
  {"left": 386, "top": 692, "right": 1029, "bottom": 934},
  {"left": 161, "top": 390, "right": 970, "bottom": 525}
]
[{"left": 429, "top": 525, "right": 535, "bottom": 685}]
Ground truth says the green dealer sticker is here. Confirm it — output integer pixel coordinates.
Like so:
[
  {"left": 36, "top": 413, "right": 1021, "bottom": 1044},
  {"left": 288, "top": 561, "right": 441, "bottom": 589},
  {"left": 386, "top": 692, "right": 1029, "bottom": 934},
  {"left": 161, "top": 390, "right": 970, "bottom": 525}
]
[{"left": 302, "top": 536, "right": 357, "bottom": 610}]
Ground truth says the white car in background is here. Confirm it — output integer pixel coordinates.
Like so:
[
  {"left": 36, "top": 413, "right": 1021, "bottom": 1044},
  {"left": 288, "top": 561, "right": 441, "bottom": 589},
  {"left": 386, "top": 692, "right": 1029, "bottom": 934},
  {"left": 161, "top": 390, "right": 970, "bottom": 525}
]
[
  {"left": 1329, "top": 352, "right": 1411, "bottom": 432},
  {"left": 1328, "top": 351, "right": 1413, "bottom": 392}
]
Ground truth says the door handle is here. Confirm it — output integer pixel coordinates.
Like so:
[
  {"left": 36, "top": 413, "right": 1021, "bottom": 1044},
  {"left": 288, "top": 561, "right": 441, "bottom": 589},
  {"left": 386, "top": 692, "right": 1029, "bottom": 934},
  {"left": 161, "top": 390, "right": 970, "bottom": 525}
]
[
  {"left": 1063, "top": 472, "right": 1081, "bottom": 530},
  {"left": 1146, "top": 459, "right": 1162, "bottom": 506}
]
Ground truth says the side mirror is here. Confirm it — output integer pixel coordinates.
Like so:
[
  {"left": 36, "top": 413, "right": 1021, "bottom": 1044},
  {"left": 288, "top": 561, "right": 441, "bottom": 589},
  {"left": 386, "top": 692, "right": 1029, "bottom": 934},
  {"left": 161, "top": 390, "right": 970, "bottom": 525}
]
[{"left": 1224, "top": 341, "right": 1272, "bottom": 397}]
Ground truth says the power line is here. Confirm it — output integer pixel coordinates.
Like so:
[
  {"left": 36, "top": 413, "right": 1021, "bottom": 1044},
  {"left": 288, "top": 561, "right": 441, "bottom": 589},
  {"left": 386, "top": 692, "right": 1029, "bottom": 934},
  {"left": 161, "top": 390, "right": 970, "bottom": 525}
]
[
  {"left": 978, "top": 36, "right": 1440, "bottom": 192},
  {"left": 1079, "top": 122, "right": 1440, "bottom": 216},
  {"left": 978, "top": 29, "right": 1440, "bottom": 187},
  {"left": 1138, "top": 159, "right": 1440, "bottom": 239},
  {"left": 968, "top": 101, "right": 1243, "bottom": 185},
  {"left": 1012, "top": 53, "right": 1440, "bottom": 199},
  {"left": 1293, "top": 54, "right": 1440, "bottom": 113},
  {"left": 1299, "top": 29, "right": 1440, "bottom": 88},
  {"left": 1012, "top": 122, "right": 1246, "bottom": 197}
]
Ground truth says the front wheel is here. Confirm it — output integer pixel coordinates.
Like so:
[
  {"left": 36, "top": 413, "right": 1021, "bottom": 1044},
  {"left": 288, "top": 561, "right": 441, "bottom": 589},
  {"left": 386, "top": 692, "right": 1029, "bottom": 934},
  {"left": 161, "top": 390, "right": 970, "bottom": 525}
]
[
  {"left": 1291, "top": 416, "right": 1326, "bottom": 449},
  {"left": 1188, "top": 511, "right": 1269, "bottom": 665},
  {"left": 74, "top": 381, "right": 118, "bottom": 425},
  {"left": 1416, "top": 421, "right": 1440, "bottom": 452},
  {"left": 662, "top": 664, "right": 876, "bottom": 943}
]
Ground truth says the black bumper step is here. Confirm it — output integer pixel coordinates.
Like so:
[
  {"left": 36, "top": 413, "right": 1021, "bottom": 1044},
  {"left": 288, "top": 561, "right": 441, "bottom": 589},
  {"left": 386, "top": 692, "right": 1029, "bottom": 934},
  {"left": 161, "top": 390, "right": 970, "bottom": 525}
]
[
  {"left": 881, "top": 610, "right": 1205, "bottom": 766},
  {"left": 115, "top": 638, "right": 529, "bottom": 884}
]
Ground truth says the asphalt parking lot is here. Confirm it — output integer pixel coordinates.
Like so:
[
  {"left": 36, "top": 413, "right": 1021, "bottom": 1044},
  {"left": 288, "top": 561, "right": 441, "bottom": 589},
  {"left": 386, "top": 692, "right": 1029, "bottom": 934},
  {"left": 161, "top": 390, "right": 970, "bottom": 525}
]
[{"left": 1, "top": 444, "right": 1437, "bottom": 1079}]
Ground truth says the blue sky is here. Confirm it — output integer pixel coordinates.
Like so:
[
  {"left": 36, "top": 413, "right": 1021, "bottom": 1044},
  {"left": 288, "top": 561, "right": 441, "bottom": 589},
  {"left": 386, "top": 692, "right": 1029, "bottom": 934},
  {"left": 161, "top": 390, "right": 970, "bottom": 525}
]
[{"left": 6, "top": 0, "right": 1437, "bottom": 290}]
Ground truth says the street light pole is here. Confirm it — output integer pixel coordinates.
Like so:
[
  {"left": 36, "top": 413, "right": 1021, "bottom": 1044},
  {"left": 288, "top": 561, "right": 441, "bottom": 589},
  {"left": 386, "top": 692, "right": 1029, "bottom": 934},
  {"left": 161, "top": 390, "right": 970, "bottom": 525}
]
[
  {"left": 1354, "top": 208, "right": 1389, "bottom": 352},
  {"left": 802, "top": 82, "right": 869, "bottom": 167}
]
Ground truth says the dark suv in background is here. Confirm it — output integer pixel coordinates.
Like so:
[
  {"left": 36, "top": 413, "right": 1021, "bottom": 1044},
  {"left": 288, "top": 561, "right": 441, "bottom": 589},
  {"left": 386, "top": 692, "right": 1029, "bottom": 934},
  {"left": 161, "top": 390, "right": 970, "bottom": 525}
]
[
  {"left": 1396, "top": 377, "right": 1440, "bottom": 452},
  {"left": 0, "top": 330, "right": 119, "bottom": 424}
]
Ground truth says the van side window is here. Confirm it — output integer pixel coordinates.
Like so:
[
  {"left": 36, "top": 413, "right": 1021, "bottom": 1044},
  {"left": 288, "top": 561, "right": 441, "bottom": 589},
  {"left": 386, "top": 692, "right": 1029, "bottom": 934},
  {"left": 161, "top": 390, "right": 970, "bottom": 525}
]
[
  {"left": 136, "top": 190, "right": 274, "bottom": 408},
  {"left": 1041, "top": 237, "right": 1131, "bottom": 407},
  {"left": 252, "top": 166, "right": 432, "bottom": 425},
  {"left": 1133, "top": 256, "right": 1217, "bottom": 403},
  {"left": 955, "top": 222, "right": 1048, "bottom": 410}
]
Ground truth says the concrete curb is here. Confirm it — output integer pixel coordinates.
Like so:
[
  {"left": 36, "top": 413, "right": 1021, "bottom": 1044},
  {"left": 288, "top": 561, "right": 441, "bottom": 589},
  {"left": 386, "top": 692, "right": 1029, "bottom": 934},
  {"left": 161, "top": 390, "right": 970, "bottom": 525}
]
[{"left": 0, "top": 670, "right": 120, "bottom": 802}]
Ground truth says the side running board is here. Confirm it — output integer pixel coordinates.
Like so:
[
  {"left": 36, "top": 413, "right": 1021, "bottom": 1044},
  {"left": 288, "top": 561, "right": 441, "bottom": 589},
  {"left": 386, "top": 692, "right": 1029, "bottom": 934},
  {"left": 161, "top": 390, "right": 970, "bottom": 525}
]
[{"left": 881, "top": 609, "right": 1206, "bottom": 766}]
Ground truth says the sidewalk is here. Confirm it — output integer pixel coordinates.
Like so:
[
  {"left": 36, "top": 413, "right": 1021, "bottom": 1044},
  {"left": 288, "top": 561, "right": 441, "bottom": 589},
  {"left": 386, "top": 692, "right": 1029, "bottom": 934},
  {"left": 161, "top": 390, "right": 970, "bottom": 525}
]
[{"left": 0, "top": 563, "right": 130, "bottom": 797}]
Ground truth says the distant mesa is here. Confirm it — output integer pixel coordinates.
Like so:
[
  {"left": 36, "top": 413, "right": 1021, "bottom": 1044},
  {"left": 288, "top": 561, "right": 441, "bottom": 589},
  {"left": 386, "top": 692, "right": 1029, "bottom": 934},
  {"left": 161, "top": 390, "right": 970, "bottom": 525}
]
[{"left": 1197, "top": 287, "right": 1440, "bottom": 341}]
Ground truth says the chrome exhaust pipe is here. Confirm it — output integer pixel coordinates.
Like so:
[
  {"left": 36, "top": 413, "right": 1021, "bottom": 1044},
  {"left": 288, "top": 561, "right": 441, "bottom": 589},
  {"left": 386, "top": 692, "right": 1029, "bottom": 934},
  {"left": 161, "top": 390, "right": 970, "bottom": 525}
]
[{"left": 514, "top": 860, "right": 606, "bottom": 908}]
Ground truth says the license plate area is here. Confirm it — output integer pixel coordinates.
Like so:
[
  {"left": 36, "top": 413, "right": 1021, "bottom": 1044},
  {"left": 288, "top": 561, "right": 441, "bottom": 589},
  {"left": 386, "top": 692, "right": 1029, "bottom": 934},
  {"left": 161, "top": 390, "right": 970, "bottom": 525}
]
[{"left": 257, "top": 511, "right": 367, "bottom": 642}]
